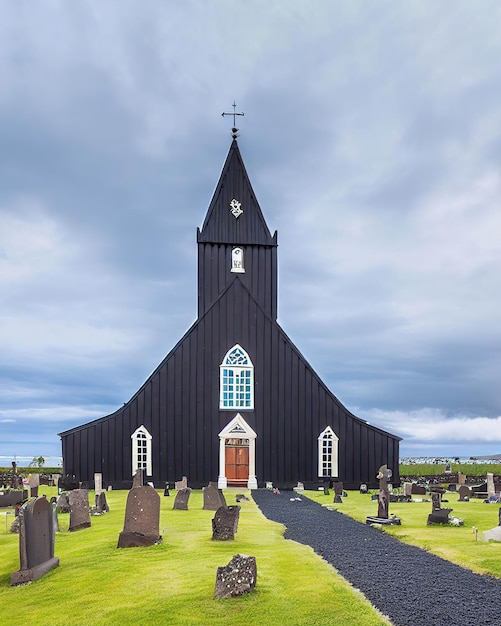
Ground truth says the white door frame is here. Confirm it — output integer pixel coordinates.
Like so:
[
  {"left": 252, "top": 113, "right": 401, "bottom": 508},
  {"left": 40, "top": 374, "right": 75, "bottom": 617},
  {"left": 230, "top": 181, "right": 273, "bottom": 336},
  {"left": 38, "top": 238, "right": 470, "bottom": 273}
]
[{"left": 218, "top": 414, "right": 257, "bottom": 490}]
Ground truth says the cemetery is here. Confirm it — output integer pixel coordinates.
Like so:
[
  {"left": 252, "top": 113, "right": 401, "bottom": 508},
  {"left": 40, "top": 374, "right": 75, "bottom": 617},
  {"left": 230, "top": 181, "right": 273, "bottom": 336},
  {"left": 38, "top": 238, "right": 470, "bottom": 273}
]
[{"left": 1, "top": 467, "right": 501, "bottom": 625}]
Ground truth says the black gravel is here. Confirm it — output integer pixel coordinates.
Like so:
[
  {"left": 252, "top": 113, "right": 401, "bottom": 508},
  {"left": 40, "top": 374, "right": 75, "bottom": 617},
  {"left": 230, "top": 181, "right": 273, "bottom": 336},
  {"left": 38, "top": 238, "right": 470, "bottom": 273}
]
[{"left": 253, "top": 490, "right": 501, "bottom": 626}]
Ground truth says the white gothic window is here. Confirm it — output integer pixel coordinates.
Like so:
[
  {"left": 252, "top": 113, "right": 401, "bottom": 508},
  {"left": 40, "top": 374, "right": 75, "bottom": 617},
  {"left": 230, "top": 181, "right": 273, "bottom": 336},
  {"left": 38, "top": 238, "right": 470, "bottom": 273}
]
[
  {"left": 219, "top": 344, "right": 254, "bottom": 409},
  {"left": 231, "top": 247, "right": 245, "bottom": 273},
  {"left": 317, "top": 426, "right": 339, "bottom": 478},
  {"left": 131, "top": 425, "right": 152, "bottom": 476}
]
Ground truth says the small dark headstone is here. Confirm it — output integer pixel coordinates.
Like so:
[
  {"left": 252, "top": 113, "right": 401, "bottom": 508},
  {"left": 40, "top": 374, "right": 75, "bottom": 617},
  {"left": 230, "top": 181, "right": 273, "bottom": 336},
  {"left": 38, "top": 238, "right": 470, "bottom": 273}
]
[
  {"left": 458, "top": 485, "right": 472, "bottom": 501},
  {"left": 56, "top": 493, "right": 70, "bottom": 513},
  {"left": 117, "top": 485, "right": 161, "bottom": 548},
  {"left": 203, "top": 482, "right": 227, "bottom": 510},
  {"left": 94, "top": 491, "right": 109, "bottom": 514},
  {"left": 0, "top": 489, "right": 28, "bottom": 507},
  {"left": 11, "top": 497, "right": 59, "bottom": 585},
  {"left": 173, "top": 487, "right": 192, "bottom": 510},
  {"left": 431, "top": 492, "right": 442, "bottom": 509},
  {"left": 333, "top": 482, "right": 343, "bottom": 504},
  {"left": 68, "top": 489, "right": 91, "bottom": 531},
  {"left": 215, "top": 554, "right": 257, "bottom": 599},
  {"left": 212, "top": 505, "right": 241, "bottom": 540},
  {"left": 427, "top": 508, "right": 452, "bottom": 525},
  {"left": 411, "top": 484, "right": 426, "bottom": 495},
  {"left": 164, "top": 483, "right": 170, "bottom": 496},
  {"left": 360, "top": 483, "right": 368, "bottom": 494}
]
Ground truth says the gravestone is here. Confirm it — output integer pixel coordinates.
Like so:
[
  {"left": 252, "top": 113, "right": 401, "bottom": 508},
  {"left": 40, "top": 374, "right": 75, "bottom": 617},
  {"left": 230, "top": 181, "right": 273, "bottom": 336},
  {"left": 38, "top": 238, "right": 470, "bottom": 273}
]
[
  {"left": 411, "top": 484, "right": 426, "bottom": 495},
  {"left": 94, "top": 473, "right": 103, "bottom": 495},
  {"left": 431, "top": 491, "right": 442, "bottom": 509},
  {"left": 173, "top": 487, "right": 192, "bottom": 510},
  {"left": 359, "top": 483, "right": 368, "bottom": 494},
  {"left": 427, "top": 487, "right": 451, "bottom": 524},
  {"left": 215, "top": 554, "right": 257, "bottom": 599},
  {"left": 203, "top": 482, "right": 226, "bottom": 510},
  {"left": 69, "top": 489, "right": 91, "bottom": 531},
  {"left": 132, "top": 469, "right": 144, "bottom": 488},
  {"left": 117, "top": 485, "right": 161, "bottom": 548},
  {"left": 403, "top": 483, "right": 413, "bottom": 498},
  {"left": 164, "top": 483, "right": 170, "bottom": 496},
  {"left": 377, "top": 465, "right": 392, "bottom": 519},
  {"left": 487, "top": 472, "right": 495, "bottom": 498},
  {"left": 94, "top": 491, "right": 109, "bottom": 514},
  {"left": 212, "top": 505, "right": 241, "bottom": 540},
  {"left": 11, "top": 497, "right": 59, "bottom": 585},
  {"left": 29, "top": 473, "right": 40, "bottom": 498},
  {"left": 458, "top": 485, "right": 471, "bottom": 501},
  {"left": 175, "top": 475, "right": 188, "bottom": 490},
  {"left": 56, "top": 493, "right": 71, "bottom": 513},
  {"left": 458, "top": 472, "right": 466, "bottom": 487},
  {"left": 333, "top": 482, "right": 343, "bottom": 504},
  {"left": 0, "top": 489, "right": 27, "bottom": 507}
]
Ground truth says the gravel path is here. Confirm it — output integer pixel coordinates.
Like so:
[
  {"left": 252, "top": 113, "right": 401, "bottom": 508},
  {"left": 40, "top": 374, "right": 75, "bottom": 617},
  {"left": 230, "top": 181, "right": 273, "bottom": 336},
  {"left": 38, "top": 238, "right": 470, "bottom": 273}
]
[{"left": 252, "top": 490, "right": 501, "bottom": 626}]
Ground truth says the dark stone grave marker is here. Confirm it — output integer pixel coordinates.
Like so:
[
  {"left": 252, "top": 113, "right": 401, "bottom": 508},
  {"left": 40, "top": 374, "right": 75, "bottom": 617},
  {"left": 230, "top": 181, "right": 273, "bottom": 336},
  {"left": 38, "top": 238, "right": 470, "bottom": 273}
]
[
  {"left": 212, "top": 505, "right": 240, "bottom": 540},
  {"left": 215, "top": 554, "right": 257, "bottom": 599},
  {"left": 333, "top": 482, "right": 343, "bottom": 503},
  {"left": 11, "top": 497, "right": 59, "bottom": 585},
  {"left": 0, "top": 489, "right": 27, "bottom": 507},
  {"left": 173, "top": 487, "right": 192, "bottom": 510},
  {"left": 203, "top": 482, "right": 226, "bottom": 510},
  {"left": 93, "top": 491, "right": 109, "bottom": 514},
  {"left": 69, "top": 489, "right": 91, "bottom": 531},
  {"left": 117, "top": 485, "right": 161, "bottom": 548},
  {"left": 458, "top": 485, "right": 471, "bottom": 501},
  {"left": 56, "top": 493, "right": 70, "bottom": 513},
  {"left": 411, "top": 484, "right": 426, "bottom": 495}
]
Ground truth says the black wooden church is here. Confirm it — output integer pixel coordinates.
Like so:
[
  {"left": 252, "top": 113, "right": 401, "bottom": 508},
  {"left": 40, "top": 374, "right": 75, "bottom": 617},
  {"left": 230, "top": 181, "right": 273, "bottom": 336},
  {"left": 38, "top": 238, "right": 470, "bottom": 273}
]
[{"left": 59, "top": 135, "right": 401, "bottom": 489}]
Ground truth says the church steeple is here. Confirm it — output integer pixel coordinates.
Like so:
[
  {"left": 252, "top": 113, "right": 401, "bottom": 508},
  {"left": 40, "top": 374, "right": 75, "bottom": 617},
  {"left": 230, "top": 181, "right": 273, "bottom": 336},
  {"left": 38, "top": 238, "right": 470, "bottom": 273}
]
[
  {"left": 198, "top": 140, "right": 276, "bottom": 245},
  {"left": 197, "top": 139, "right": 278, "bottom": 319}
]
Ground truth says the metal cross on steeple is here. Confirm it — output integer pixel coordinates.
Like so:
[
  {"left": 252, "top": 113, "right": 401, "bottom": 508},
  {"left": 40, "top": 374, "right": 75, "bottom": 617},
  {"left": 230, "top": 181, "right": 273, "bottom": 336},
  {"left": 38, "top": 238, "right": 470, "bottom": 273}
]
[{"left": 222, "top": 101, "right": 244, "bottom": 138}]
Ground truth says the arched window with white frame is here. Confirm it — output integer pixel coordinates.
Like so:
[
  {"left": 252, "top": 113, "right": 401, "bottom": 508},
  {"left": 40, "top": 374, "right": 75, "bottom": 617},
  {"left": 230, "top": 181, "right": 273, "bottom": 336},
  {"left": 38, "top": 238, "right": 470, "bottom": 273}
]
[
  {"left": 318, "top": 426, "right": 339, "bottom": 478},
  {"left": 219, "top": 344, "right": 254, "bottom": 409},
  {"left": 131, "top": 425, "right": 152, "bottom": 477}
]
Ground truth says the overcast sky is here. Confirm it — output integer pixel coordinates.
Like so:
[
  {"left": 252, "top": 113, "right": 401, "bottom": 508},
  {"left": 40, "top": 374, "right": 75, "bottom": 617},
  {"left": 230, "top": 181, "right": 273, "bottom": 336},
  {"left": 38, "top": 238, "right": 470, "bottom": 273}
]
[{"left": 1, "top": 2, "right": 501, "bottom": 465}]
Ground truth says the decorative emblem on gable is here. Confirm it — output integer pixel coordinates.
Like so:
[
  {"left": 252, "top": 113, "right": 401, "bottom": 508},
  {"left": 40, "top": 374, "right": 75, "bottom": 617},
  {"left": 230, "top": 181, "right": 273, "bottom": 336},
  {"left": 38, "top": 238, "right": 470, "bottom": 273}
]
[
  {"left": 229, "top": 424, "right": 246, "bottom": 434},
  {"left": 230, "top": 198, "right": 243, "bottom": 218}
]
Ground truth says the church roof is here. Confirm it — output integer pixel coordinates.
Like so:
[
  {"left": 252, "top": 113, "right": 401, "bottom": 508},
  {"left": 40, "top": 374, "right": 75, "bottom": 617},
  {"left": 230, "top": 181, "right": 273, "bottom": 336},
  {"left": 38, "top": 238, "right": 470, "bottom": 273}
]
[{"left": 197, "top": 139, "right": 277, "bottom": 245}]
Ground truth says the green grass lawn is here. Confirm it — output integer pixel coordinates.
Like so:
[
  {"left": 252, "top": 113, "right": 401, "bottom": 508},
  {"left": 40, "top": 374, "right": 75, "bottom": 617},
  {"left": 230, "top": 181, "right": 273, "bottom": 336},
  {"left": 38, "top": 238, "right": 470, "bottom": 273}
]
[
  {"left": 307, "top": 489, "right": 501, "bottom": 577},
  {"left": 0, "top": 488, "right": 390, "bottom": 626}
]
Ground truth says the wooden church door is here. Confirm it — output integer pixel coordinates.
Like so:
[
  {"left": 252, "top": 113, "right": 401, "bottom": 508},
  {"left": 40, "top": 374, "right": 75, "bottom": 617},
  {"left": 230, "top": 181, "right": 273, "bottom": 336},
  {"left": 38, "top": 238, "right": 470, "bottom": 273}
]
[{"left": 225, "top": 438, "right": 249, "bottom": 482}]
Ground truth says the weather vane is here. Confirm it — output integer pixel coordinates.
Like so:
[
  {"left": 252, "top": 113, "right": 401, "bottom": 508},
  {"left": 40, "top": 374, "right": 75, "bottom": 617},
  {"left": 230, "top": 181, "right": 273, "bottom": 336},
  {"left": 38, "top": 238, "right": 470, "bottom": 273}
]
[{"left": 222, "top": 101, "right": 244, "bottom": 138}]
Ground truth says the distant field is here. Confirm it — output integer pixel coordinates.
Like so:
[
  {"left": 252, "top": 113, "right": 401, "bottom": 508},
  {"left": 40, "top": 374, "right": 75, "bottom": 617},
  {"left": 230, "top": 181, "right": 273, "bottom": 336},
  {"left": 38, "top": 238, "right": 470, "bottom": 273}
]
[{"left": 399, "top": 463, "right": 501, "bottom": 477}]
